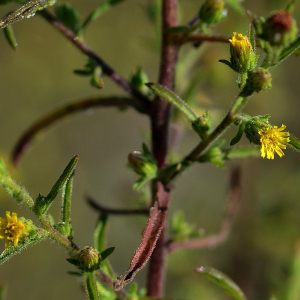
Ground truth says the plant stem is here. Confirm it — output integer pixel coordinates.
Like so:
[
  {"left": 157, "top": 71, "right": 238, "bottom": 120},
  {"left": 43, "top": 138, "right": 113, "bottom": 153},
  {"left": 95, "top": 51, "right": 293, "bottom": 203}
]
[
  {"left": 147, "top": 0, "right": 178, "bottom": 297},
  {"left": 39, "top": 10, "right": 152, "bottom": 114}
]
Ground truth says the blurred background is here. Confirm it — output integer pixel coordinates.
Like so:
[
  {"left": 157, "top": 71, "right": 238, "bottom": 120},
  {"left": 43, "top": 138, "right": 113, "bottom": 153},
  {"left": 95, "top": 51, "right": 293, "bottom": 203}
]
[{"left": 0, "top": 0, "right": 299, "bottom": 299}]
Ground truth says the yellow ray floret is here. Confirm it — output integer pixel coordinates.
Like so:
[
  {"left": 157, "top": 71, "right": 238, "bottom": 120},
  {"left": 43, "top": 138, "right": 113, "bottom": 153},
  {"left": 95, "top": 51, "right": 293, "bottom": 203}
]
[
  {"left": 258, "top": 125, "right": 290, "bottom": 159},
  {"left": 229, "top": 32, "right": 250, "bottom": 50},
  {"left": 0, "top": 211, "right": 26, "bottom": 248}
]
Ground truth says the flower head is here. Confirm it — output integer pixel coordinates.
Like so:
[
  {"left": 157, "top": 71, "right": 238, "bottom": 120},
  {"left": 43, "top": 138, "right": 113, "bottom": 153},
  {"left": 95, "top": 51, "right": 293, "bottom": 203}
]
[
  {"left": 0, "top": 211, "right": 26, "bottom": 248},
  {"left": 259, "top": 125, "right": 290, "bottom": 159},
  {"left": 229, "top": 32, "right": 258, "bottom": 73}
]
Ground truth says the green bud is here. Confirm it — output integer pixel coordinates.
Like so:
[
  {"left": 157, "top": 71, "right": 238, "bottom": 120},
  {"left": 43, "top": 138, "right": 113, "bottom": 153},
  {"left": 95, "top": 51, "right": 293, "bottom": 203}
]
[
  {"left": 241, "top": 68, "right": 272, "bottom": 96},
  {"left": 199, "top": 0, "right": 225, "bottom": 24},
  {"left": 78, "top": 247, "right": 101, "bottom": 272},
  {"left": 128, "top": 147, "right": 157, "bottom": 177},
  {"left": 260, "top": 10, "right": 298, "bottom": 46},
  {"left": 130, "top": 67, "right": 149, "bottom": 94},
  {"left": 198, "top": 146, "right": 226, "bottom": 167},
  {"left": 229, "top": 32, "right": 258, "bottom": 74},
  {"left": 244, "top": 115, "right": 270, "bottom": 145}
]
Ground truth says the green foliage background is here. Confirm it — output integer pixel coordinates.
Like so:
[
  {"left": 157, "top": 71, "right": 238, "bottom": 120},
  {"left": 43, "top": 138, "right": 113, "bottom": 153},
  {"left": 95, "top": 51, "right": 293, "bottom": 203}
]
[{"left": 0, "top": 0, "right": 299, "bottom": 299}]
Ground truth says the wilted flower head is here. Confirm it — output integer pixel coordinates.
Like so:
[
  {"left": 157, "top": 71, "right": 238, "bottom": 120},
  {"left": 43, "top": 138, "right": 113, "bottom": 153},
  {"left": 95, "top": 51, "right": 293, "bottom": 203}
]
[{"left": 260, "top": 10, "right": 298, "bottom": 46}]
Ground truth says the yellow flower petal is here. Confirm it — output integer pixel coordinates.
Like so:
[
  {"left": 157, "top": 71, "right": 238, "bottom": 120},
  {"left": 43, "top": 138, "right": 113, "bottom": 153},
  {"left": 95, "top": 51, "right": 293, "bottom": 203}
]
[
  {"left": 0, "top": 211, "right": 26, "bottom": 248},
  {"left": 258, "top": 125, "right": 290, "bottom": 159}
]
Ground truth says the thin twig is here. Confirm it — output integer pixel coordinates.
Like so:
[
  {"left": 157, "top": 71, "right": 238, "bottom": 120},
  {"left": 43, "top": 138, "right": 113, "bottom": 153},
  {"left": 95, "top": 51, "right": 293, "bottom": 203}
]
[
  {"left": 179, "top": 34, "right": 230, "bottom": 45},
  {"left": 167, "top": 166, "right": 241, "bottom": 252},
  {"left": 12, "top": 96, "right": 140, "bottom": 165},
  {"left": 39, "top": 10, "right": 152, "bottom": 114},
  {"left": 87, "top": 195, "right": 149, "bottom": 216}
]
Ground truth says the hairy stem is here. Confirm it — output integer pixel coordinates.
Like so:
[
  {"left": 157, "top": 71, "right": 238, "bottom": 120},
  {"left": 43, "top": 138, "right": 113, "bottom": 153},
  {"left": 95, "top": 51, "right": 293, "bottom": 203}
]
[{"left": 147, "top": 0, "right": 178, "bottom": 297}]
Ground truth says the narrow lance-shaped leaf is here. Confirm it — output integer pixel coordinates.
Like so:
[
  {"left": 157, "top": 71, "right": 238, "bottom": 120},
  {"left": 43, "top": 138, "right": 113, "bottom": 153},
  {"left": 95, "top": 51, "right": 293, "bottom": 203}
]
[
  {"left": 94, "top": 214, "right": 108, "bottom": 253},
  {"left": 3, "top": 24, "right": 17, "bottom": 50},
  {"left": 278, "top": 36, "right": 300, "bottom": 66},
  {"left": 61, "top": 171, "right": 74, "bottom": 223},
  {"left": 54, "top": 3, "right": 80, "bottom": 34},
  {"left": 196, "top": 266, "right": 247, "bottom": 300},
  {"left": 34, "top": 156, "right": 78, "bottom": 215},
  {"left": 100, "top": 247, "right": 115, "bottom": 262},
  {"left": 94, "top": 213, "right": 114, "bottom": 278},
  {"left": 288, "top": 135, "right": 300, "bottom": 153},
  {"left": 0, "top": 231, "right": 48, "bottom": 266},
  {"left": 0, "top": 0, "right": 57, "bottom": 29},
  {"left": 46, "top": 155, "right": 78, "bottom": 204},
  {"left": 146, "top": 82, "right": 198, "bottom": 123}
]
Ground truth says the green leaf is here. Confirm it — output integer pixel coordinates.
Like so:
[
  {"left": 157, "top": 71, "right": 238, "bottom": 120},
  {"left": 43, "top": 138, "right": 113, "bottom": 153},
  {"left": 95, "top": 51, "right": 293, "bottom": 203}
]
[
  {"left": 0, "top": 0, "right": 57, "bottom": 29},
  {"left": 94, "top": 214, "right": 108, "bottom": 253},
  {"left": 0, "top": 232, "right": 48, "bottom": 266},
  {"left": 79, "top": 0, "right": 125, "bottom": 36},
  {"left": 100, "top": 247, "right": 115, "bottom": 261},
  {"left": 90, "top": 67, "right": 104, "bottom": 89},
  {"left": 61, "top": 169, "right": 73, "bottom": 224},
  {"left": 219, "top": 59, "right": 233, "bottom": 69},
  {"left": 34, "top": 155, "right": 78, "bottom": 215},
  {"left": 226, "top": 0, "right": 245, "bottom": 15},
  {"left": 146, "top": 82, "right": 198, "bottom": 123},
  {"left": 3, "top": 24, "right": 17, "bottom": 50},
  {"left": 278, "top": 36, "right": 300, "bottom": 65},
  {"left": 230, "top": 122, "right": 245, "bottom": 146},
  {"left": 93, "top": 214, "right": 115, "bottom": 278},
  {"left": 66, "top": 258, "right": 79, "bottom": 266},
  {"left": 196, "top": 267, "right": 247, "bottom": 300},
  {"left": 54, "top": 3, "right": 80, "bottom": 33},
  {"left": 288, "top": 135, "right": 300, "bottom": 153}
]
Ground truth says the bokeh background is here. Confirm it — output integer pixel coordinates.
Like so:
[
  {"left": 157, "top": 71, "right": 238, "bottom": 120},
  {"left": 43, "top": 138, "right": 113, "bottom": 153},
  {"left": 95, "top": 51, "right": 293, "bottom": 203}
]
[{"left": 0, "top": 0, "right": 299, "bottom": 299}]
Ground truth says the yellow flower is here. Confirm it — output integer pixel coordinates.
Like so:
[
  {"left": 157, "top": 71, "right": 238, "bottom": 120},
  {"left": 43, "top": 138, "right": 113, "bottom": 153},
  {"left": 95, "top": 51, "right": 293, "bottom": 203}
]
[
  {"left": 0, "top": 211, "right": 26, "bottom": 248},
  {"left": 229, "top": 32, "right": 257, "bottom": 73},
  {"left": 258, "top": 125, "right": 290, "bottom": 159}
]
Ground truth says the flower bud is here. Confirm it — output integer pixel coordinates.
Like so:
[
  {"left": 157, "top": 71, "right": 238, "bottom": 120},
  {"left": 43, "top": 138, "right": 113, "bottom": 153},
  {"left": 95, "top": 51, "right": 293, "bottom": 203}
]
[
  {"left": 130, "top": 67, "right": 149, "bottom": 94},
  {"left": 199, "top": 0, "right": 225, "bottom": 24},
  {"left": 260, "top": 10, "right": 298, "bottom": 46},
  {"left": 78, "top": 247, "right": 101, "bottom": 272},
  {"left": 241, "top": 68, "right": 272, "bottom": 96},
  {"left": 244, "top": 115, "right": 270, "bottom": 145},
  {"left": 128, "top": 150, "right": 157, "bottom": 177},
  {"left": 229, "top": 32, "right": 258, "bottom": 74}
]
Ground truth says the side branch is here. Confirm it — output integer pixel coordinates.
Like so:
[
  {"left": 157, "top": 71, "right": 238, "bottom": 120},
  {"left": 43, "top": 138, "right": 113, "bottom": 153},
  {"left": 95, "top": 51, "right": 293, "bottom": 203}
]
[
  {"left": 12, "top": 96, "right": 139, "bottom": 165},
  {"left": 87, "top": 195, "right": 149, "bottom": 216},
  {"left": 39, "top": 10, "right": 152, "bottom": 114},
  {"left": 167, "top": 167, "right": 241, "bottom": 252}
]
